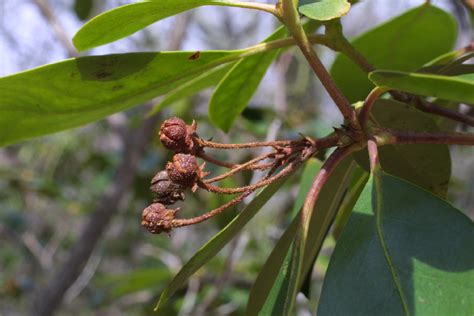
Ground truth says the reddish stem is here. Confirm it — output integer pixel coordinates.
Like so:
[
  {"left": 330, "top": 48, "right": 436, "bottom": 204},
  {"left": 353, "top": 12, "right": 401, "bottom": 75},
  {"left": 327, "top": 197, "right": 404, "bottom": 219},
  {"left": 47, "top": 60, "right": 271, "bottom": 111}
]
[
  {"left": 358, "top": 87, "right": 387, "bottom": 127},
  {"left": 376, "top": 128, "right": 474, "bottom": 146},
  {"left": 198, "top": 156, "right": 301, "bottom": 194},
  {"left": 204, "top": 152, "right": 276, "bottom": 184},
  {"left": 172, "top": 158, "right": 303, "bottom": 227},
  {"left": 197, "top": 152, "right": 236, "bottom": 168},
  {"left": 196, "top": 137, "right": 306, "bottom": 149},
  {"left": 301, "top": 145, "right": 357, "bottom": 223}
]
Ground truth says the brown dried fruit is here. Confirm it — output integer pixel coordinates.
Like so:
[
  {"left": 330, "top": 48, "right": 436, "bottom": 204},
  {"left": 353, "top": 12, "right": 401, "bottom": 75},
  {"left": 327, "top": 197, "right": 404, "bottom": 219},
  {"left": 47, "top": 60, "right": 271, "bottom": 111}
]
[
  {"left": 141, "top": 203, "right": 178, "bottom": 234},
  {"left": 150, "top": 170, "right": 185, "bottom": 205},
  {"left": 159, "top": 117, "right": 193, "bottom": 152},
  {"left": 166, "top": 153, "right": 199, "bottom": 187}
]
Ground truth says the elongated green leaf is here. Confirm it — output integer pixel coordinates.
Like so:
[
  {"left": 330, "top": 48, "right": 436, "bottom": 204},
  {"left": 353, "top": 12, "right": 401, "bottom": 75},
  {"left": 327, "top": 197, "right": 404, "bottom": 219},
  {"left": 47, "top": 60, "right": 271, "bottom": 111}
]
[
  {"left": 331, "top": 4, "right": 457, "bottom": 102},
  {"left": 318, "top": 171, "right": 474, "bottom": 315},
  {"left": 298, "top": 0, "right": 350, "bottom": 21},
  {"left": 333, "top": 165, "right": 369, "bottom": 239},
  {"left": 369, "top": 70, "right": 474, "bottom": 105},
  {"left": 0, "top": 51, "right": 250, "bottom": 147},
  {"left": 246, "top": 159, "right": 321, "bottom": 315},
  {"left": 73, "top": 0, "right": 236, "bottom": 51},
  {"left": 354, "top": 99, "right": 451, "bottom": 197},
  {"left": 150, "top": 64, "right": 234, "bottom": 116},
  {"left": 209, "top": 27, "right": 286, "bottom": 132},
  {"left": 154, "top": 174, "right": 292, "bottom": 312},
  {"left": 248, "top": 157, "right": 358, "bottom": 315}
]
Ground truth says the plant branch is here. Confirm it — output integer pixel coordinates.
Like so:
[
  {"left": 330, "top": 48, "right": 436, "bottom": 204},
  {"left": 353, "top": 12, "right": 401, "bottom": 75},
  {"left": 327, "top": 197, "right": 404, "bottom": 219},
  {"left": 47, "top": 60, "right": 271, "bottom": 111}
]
[
  {"left": 196, "top": 137, "right": 306, "bottom": 149},
  {"left": 204, "top": 152, "right": 275, "bottom": 184},
  {"left": 358, "top": 87, "right": 387, "bottom": 127},
  {"left": 174, "top": 158, "right": 302, "bottom": 227},
  {"left": 280, "top": 0, "right": 360, "bottom": 131},
  {"left": 197, "top": 152, "right": 236, "bottom": 168},
  {"left": 375, "top": 128, "right": 474, "bottom": 146}
]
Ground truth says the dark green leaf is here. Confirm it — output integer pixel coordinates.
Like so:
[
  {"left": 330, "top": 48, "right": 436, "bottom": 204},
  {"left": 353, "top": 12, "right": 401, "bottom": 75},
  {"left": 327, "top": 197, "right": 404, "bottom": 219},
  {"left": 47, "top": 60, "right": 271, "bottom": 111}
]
[
  {"left": 247, "top": 158, "right": 359, "bottom": 315},
  {"left": 333, "top": 165, "right": 368, "bottom": 239},
  {"left": 246, "top": 158, "right": 321, "bottom": 315},
  {"left": 331, "top": 4, "right": 457, "bottom": 102},
  {"left": 155, "top": 175, "right": 292, "bottom": 312},
  {"left": 73, "top": 0, "right": 236, "bottom": 51},
  {"left": 209, "top": 27, "right": 286, "bottom": 132},
  {"left": 318, "top": 171, "right": 474, "bottom": 315},
  {"left": 354, "top": 99, "right": 451, "bottom": 197},
  {"left": 369, "top": 70, "right": 474, "bottom": 105},
  {"left": 298, "top": 0, "right": 350, "bottom": 21},
  {"left": 0, "top": 51, "right": 248, "bottom": 147}
]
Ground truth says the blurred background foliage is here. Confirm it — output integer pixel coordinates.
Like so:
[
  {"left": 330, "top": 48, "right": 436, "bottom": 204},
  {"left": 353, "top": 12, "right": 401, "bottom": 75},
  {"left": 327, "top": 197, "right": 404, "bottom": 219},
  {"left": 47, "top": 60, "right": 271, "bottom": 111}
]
[{"left": 0, "top": 0, "right": 473, "bottom": 315}]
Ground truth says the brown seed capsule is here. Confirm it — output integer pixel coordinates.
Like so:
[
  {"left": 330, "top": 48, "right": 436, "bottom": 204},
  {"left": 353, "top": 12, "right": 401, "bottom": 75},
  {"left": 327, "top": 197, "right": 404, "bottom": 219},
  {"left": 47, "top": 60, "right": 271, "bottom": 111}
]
[
  {"left": 166, "top": 154, "right": 199, "bottom": 187},
  {"left": 150, "top": 170, "right": 185, "bottom": 205},
  {"left": 159, "top": 117, "right": 193, "bottom": 152},
  {"left": 141, "top": 203, "right": 178, "bottom": 234}
]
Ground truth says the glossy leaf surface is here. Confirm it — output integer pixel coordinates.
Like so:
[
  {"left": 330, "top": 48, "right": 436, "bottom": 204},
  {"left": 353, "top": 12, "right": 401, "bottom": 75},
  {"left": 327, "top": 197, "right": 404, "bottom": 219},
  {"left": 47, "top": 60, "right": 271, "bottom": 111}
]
[
  {"left": 298, "top": 0, "right": 350, "bottom": 21},
  {"left": 319, "top": 171, "right": 474, "bottom": 315},
  {"left": 331, "top": 5, "right": 456, "bottom": 102},
  {"left": 0, "top": 51, "right": 244, "bottom": 147},
  {"left": 355, "top": 99, "right": 451, "bottom": 197},
  {"left": 369, "top": 70, "right": 474, "bottom": 105}
]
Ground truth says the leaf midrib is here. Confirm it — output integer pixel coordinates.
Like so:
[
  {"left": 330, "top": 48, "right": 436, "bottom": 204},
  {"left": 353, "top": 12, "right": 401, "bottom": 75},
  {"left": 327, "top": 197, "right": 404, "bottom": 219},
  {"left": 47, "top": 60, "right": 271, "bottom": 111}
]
[{"left": 374, "top": 171, "right": 411, "bottom": 316}]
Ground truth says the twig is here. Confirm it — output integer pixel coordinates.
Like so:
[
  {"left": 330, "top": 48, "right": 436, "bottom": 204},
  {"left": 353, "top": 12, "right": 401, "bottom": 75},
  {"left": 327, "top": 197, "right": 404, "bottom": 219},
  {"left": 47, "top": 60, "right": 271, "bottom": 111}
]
[
  {"left": 32, "top": 0, "right": 78, "bottom": 57},
  {"left": 196, "top": 137, "right": 306, "bottom": 149},
  {"left": 204, "top": 152, "right": 275, "bottom": 184},
  {"left": 197, "top": 155, "right": 301, "bottom": 194},
  {"left": 280, "top": 0, "right": 361, "bottom": 131},
  {"left": 375, "top": 128, "right": 474, "bottom": 146},
  {"left": 358, "top": 87, "right": 387, "bottom": 127}
]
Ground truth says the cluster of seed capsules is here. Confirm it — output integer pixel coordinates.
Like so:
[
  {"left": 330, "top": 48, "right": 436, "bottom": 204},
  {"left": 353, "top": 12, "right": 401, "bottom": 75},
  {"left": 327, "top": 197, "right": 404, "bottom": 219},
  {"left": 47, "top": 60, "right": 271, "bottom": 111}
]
[
  {"left": 141, "top": 118, "right": 204, "bottom": 235},
  {"left": 141, "top": 117, "right": 326, "bottom": 236}
]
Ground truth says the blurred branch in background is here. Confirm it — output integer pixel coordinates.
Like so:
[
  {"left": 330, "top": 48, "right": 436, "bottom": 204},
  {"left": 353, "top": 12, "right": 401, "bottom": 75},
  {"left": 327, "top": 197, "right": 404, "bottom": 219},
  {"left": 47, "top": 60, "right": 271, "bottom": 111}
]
[
  {"left": 32, "top": 0, "right": 78, "bottom": 57},
  {"left": 31, "top": 14, "right": 192, "bottom": 316}
]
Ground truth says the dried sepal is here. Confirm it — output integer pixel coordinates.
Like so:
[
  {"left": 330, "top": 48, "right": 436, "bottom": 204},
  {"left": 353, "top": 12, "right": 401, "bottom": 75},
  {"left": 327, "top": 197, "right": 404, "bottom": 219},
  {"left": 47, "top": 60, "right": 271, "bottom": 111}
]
[
  {"left": 141, "top": 203, "right": 179, "bottom": 234},
  {"left": 150, "top": 170, "right": 185, "bottom": 205}
]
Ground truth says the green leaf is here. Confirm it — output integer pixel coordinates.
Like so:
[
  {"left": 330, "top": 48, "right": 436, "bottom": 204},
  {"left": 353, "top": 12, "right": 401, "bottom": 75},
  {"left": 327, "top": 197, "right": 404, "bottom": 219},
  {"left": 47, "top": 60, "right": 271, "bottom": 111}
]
[
  {"left": 355, "top": 99, "right": 451, "bottom": 197},
  {"left": 246, "top": 158, "right": 321, "bottom": 315},
  {"left": 97, "top": 267, "right": 170, "bottom": 298},
  {"left": 331, "top": 4, "right": 457, "bottom": 102},
  {"left": 247, "top": 157, "right": 359, "bottom": 315},
  {"left": 318, "top": 171, "right": 474, "bottom": 315},
  {"left": 148, "top": 63, "right": 235, "bottom": 116},
  {"left": 298, "top": 0, "right": 350, "bottom": 21},
  {"left": 73, "top": 0, "right": 236, "bottom": 51},
  {"left": 0, "top": 51, "right": 248, "bottom": 147},
  {"left": 209, "top": 27, "right": 286, "bottom": 132},
  {"left": 369, "top": 70, "right": 474, "bottom": 105},
  {"left": 154, "top": 174, "right": 292, "bottom": 312},
  {"left": 333, "top": 165, "right": 369, "bottom": 239}
]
